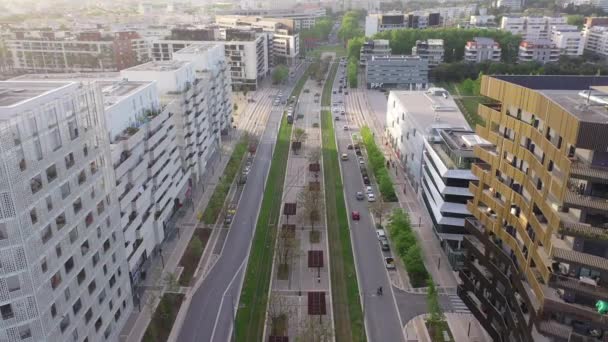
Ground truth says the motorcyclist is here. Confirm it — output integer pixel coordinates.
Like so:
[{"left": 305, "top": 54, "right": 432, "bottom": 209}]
[{"left": 377, "top": 286, "right": 383, "bottom": 296}]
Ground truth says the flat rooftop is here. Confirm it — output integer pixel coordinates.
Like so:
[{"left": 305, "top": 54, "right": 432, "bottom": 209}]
[
  {"left": 0, "top": 82, "right": 70, "bottom": 107},
  {"left": 494, "top": 75, "right": 608, "bottom": 123},
  {"left": 126, "top": 60, "right": 189, "bottom": 72},
  {"left": 176, "top": 42, "right": 218, "bottom": 54},
  {"left": 392, "top": 89, "right": 471, "bottom": 130}
]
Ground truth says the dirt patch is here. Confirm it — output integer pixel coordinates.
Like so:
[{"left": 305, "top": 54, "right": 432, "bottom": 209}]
[{"left": 178, "top": 228, "right": 212, "bottom": 286}]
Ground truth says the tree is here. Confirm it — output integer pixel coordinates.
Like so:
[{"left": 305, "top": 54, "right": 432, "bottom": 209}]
[
  {"left": 292, "top": 128, "right": 308, "bottom": 155},
  {"left": 189, "top": 236, "right": 203, "bottom": 257},
  {"left": 164, "top": 272, "right": 180, "bottom": 293},
  {"left": 369, "top": 200, "right": 387, "bottom": 227},
  {"left": 297, "top": 315, "right": 333, "bottom": 342},
  {"left": 567, "top": 14, "right": 585, "bottom": 28},
  {"left": 347, "top": 36, "right": 366, "bottom": 60},
  {"left": 268, "top": 293, "right": 292, "bottom": 335},
  {"left": 426, "top": 279, "right": 445, "bottom": 341},
  {"left": 347, "top": 59, "right": 358, "bottom": 88},
  {"left": 308, "top": 148, "right": 321, "bottom": 164},
  {"left": 272, "top": 65, "right": 289, "bottom": 84},
  {"left": 276, "top": 227, "right": 297, "bottom": 279},
  {"left": 297, "top": 186, "right": 323, "bottom": 232}
]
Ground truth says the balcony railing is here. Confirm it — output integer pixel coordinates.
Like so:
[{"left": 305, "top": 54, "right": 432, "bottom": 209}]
[
  {"left": 564, "top": 187, "right": 608, "bottom": 212},
  {"left": 570, "top": 160, "right": 608, "bottom": 182}
]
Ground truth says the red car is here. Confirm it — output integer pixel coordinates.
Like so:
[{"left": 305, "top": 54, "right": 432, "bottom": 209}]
[{"left": 351, "top": 211, "right": 360, "bottom": 220}]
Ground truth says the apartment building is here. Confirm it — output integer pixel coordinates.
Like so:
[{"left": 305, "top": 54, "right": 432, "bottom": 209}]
[
  {"left": 459, "top": 74, "right": 608, "bottom": 342},
  {"left": 215, "top": 6, "right": 327, "bottom": 31},
  {"left": 470, "top": 15, "right": 497, "bottom": 27},
  {"left": 5, "top": 31, "right": 151, "bottom": 73},
  {"left": 501, "top": 16, "right": 568, "bottom": 41},
  {"left": 551, "top": 25, "right": 585, "bottom": 56},
  {"left": 123, "top": 44, "right": 232, "bottom": 185},
  {"left": 150, "top": 30, "right": 269, "bottom": 90},
  {"left": 496, "top": 0, "right": 522, "bottom": 10},
  {"left": 464, "top": 37, "right": 502, "bottom": 63},
  {"left": 360, "top": 39, "right": 391, "bottom": 66},
  {"left": 0, "top": 81, "right": 132, "bottom": 341},
  {"left": 412, "top": 39, "right": 444, "bottom": 67},
  {"left": 214, "top": 15, "right": 299, "bottom": 64},
  {"left": 583, "top": 26, "right": 608, "bottom": 58},
  {"left": 365, "top": 12, "right": 441, "bottom": 36},
  {"left": 366, "top": 55, "right": 428, "bottom": 90},
  {"left": 518, "top": 40, "right": 560, "bottom": 64},
  {"left": 385, "top": 88, "right": 469, "bottom": 193},
  {"left": 422, "top": 128, "right": 490, "bottom": 269}
]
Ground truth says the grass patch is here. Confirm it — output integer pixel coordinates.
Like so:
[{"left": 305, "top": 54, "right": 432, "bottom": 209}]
[
  {"left": 321, "top": 61, "right": 365, "bottom": 342},
  {"left": 235, "top": 68, "right": 310, "bottom": 342},
  {"left": 178, "top": 228, "right": 211, "bottom": 286},
  {"left": 202, "top": 135, "right": 249, "bottom": 224},
  {"left": 425, "top": 320, "right": 454, "bottom": 342},
  {"left": 143, "top": 293, "right": 184, "bottom": 342},
  {"left": 309, "top": 230, "right": 321, "bottom": 243},
  {"left": 360, "top": 127, "right": 397, "bottom": 202},
  {"left": 387, "top": 209, "right": 429, "bottom": 288},
  {"left": 437, "top": 82, "right": 485, "bottom": 128},
  {"left": 308, "top": 44, "right": 347, "bottom": 59}
]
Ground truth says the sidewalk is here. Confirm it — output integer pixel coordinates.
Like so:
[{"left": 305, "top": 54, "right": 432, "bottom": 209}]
[{"left": 119, "top": 131, "right": 241, "bottom": 342}]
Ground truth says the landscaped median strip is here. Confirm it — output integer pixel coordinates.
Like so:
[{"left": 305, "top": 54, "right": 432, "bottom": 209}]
[
  {"left": 360, "top": 126, "right": 397, "bottom": 202},
  {"left": 235, "top": 68, "right": 310, "bottom": 342},
  {"left": 321, "top": 61, "right": 366, "bottom": 342}
]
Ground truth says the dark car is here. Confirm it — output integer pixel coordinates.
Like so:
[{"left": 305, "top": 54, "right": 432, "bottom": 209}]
[{"left": 363, "top": 176, "right": 370, "bottom": 185}]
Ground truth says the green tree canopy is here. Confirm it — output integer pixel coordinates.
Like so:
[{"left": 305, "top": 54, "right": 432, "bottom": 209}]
[{"left": 272, "top": 65, "right": 289, "bottom": 84}]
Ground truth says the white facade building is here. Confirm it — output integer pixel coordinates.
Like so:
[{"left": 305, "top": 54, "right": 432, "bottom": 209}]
[
  {"left": 385, "top": 88, "right": 470, "bottom": 192},
  {"left": 464, "top": 37, "right": 502, "bottom": 63},
  {"left": 412, "top": 39, "right": 444, "bottom": 67},
  {"left": 500, "top": 16, "right": 568, "bottom": 41},
  {"left": 469, "top": 15, "right": 496, "bottom": 27},
  {"left": 551, "top": 25, "right": 585, "bottom": 56},
  {"left": 0, "top": 81, "right": 132, "bottom": 341},
  {"left": 496, "top": 0, "right": 522, "bottom": 10},
  {"left": 518, "top": 39, "right": 560, "bottom": 63},
  {"left": 583, "top": 25, "right": 608, "bottom": 57}
]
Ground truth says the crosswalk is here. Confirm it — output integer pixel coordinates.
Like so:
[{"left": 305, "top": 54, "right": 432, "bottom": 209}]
[{"left": 448, "top": 294, "right": 471, "bottom": 314}]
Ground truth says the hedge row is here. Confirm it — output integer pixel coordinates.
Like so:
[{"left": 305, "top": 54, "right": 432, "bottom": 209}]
[
  {"left": 387, "top": 209, "right": 429, "bottom": 288},
  {"left": 360, "top": 127, "right": 397, "bottom": 202}
]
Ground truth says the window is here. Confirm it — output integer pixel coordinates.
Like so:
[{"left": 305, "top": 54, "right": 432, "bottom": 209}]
[
  {"left": 64, "top": 257, "right": 74, "bottom": 274},
  {"left": 69, "top": 228, "right": 78, "bottom": 244},
  {"left": 92, "top": 252, "right": 100, "bottom": 267},
  {"left": 83, "top": 144, "right": 89, "bottom": 157},
  {"left": 56, "top": 212, "right": 66, "bottom": 230},
  {"left": 0, "top": 223, "right": 7, "bottom": 240},
  {"left": 95, "top": 317, "right": 103, "bottom": 332},
  {"left": 97, "top": 201, "right": 105, "bottom": 215},
  {"left": 6, "top": 275, "right": 20, "bottom": 292},
  {"left": 98, "top": 289, "right": 106, "bottom": 304},
  {"left": 46, "top": 196, "right": 53, "bottom": 212},
  {"left": 77, "top": 269, "right": 86, "bottom": 285},
  {"left": 30, "top": 208, "right": 38, "bottom": 225},
  {"left": 51, "top": 271, "right": 62, "bottom": 289},
  {"left": 103, "top": 265, "right": 108, "bottom": 275},
  {"left": 64, "top": 287, "right": 70, "bottom": 301},
  {"left": 56, "top": 244, "right": 62, "bottom": 258},
  {"left": 34, "top": 139, "right": 43, "bottom": 161},
  {"left": 73, "top": 198, "right": 82, "bottom": 215},
  {"left": 109, "top": 275, "right": 116, "bottom": 288},
  {"left": 50, "top": 303, "right": 57, "bottom": 318},
  {"left": 65, "top": 152, "right": 75, "bottom": 169},
  {"left": 114, "top": 308, "right": 121, "bottom": 322},
  {"left": 50, "top": 128, "right": 62, "bottom": 151},
  {"left": 85, "top": 308, "right": 93, "bottom": 324},
  {"left": 88, "top": 280, "right": 96, "bottom": 294},
  {"left": 85, "top": 212, "right": 94, "bottom": 227},
  {"left": 30, "top": 174, "right": 42, "bottom": 194},
  {"left": 60, "top": 314, "right": 70, "bottom": 332},
  {"left": 41, "top": 225, "right": 53, "bottom": 244},
  {"left": 41, "top": 257, "right": 48, "bottom": 273},
  {"left": 60, "top": 182, "right": 71, "bottom": 199},
  {"left": 77, "top": 170, "right": 86, "bottom": 185},
  {"left": 18, "top": 324, "right": 31, "bottom": 340},
  {"left": 72, "top": 298, "right": 82, "bottom": 315},
  {"left": 46, "top": 164, "right": 57, "bottom": 183},
  {"left": 81, "top": 240, "right": 90, "bottom": 256},
  {"left": 90, "top": 161, "right": 97, "bottom": 174},
  {"left": 71, "top": 329, "right": 78, "bottom": 342},
  {"left": 0, "top": 304, "right": 14, "bottom": 320},
  {"left": 103, "top": 239, "right": 110, "bottom": 253},
  {"left": 97, "top": 227, "right": 102, "bottom": 239},
  {"left": 68, "top": 120, "right": 79, "bottom": 141}
]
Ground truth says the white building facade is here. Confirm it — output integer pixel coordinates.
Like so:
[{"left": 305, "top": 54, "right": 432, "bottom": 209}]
[
  {"left": 583, "top": 25, "right": 608, "bottom": 57},
  {"left": 0, "top": 81, "right": 132, "bottom": 342},
  {"left": 551, "top": 25, "right": 585, "bottom": 56},
  {"left": 518, "top": 39, "right": 560, "bottom": 63},
  {"left": 464, "top": 37, "right": 502, "bottom": 63},
  {"left": 500, "top": 16, "right": 568, "bottom": 41},
  {"left": 412, "top": 39, "right": 444, "bottom": 67}
]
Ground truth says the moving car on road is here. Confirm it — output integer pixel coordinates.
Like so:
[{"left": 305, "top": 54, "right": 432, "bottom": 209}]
[
  {"left": 356, "top": 191, "right": 364, "bottom": 200},
  {"left": 351, "top": 211, "right": 360, "bottom": 220},
  {"left": 341, "top": 153, "right": 348, "bottom": 161}
]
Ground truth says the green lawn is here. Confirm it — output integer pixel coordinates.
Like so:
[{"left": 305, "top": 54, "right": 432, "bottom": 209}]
[
  {"left": 143, "top": 293, "right": 184, "bottom": 342},
  {"left": 437, "top": 82, "right": 485, "bottom": 128},
  {"left": 321, "top": 62, "right": 366, "bottom": 342},
  {"left": 201, "top": 135, "right": 249, "bottom": 224},
  {"left": 234, "top": 69, "right": 309, "bottom": 342},
  {"left": 308, "top": 44, "right": 347, "bottom": 59}
]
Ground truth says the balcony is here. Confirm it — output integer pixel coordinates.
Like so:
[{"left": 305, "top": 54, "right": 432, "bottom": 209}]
[
  {"left": 478, "top": 103, "right": 502, "bottom": 122},
  {"left": 114, "top": 150, "right": 132, "bottom": 170},
  {"left": 552, "top": 247, "right": 608, "bottom": 274},
  {"left": 564, "top": 187, "right": 608, "bottom": 212},
  {"left": 558, "top": 221, "right": 608, "bottom": 242},
  {"left": 570, "top": 160, "right": 608, "bottom": 183},
  {"left": 543, "top": 283, "right": 608, "bottom": 325},
  {"left": 550, "top": 272, "right": 608, "bottom": 298}
]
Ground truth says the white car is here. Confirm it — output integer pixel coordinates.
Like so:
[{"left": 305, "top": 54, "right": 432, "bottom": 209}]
[
  {"left": 376, "top": 229, "right": 386, "bottom": 240},
  {"left": 367, "top": 193, "right": 376, "bottom": 202},
  {"left": 366, "top": 186, "right": 373, "bottom": 194},
  {"left": 385, "top": 257, "right": 396, "bottom": 270},
  {"left": 358, "top": 157, "right": 365, "bottom": 165}
]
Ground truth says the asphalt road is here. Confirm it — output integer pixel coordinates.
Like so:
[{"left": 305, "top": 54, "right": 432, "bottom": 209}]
[
  {"left": 177, "top": 65, "right": 307, "bottom": 342},
  {"left": 331, "top": 62, "right": 406, "bottom": 342}
]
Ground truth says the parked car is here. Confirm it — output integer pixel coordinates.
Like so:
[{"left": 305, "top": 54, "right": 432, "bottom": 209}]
[
  {"left": 385, "top": 257, "right": 396, "bottom": 269},
  {"left": 368, "top": 193, "right": 376, "bottom": 202},
  {"left": 366, "top": 186, "right": 373, "bottom": 194},
  {"left": 347, "top": 144, "right": 354, "bottom": 150},
  {"left": 356, "top": 191, "right": 364, "bottom": 200},
  {"left": 335, "top": 116, "right": 340, "bottom": 121},
  {"left": 351, "top": 211, "right": 360, "bottom": 220},
  {"left": 343, "top": 126, "right": 349, "bottom": 131},
  {"left": 380, "top": 238, "right": 390, "bottom": 251},
  {"left": 363, "top": 176, "right": 370, "bottom": 185},
  {"left": 358, "top": 157, "right": 365, "bottom": 165},
  {"left": 376, "top": 229, "right": 386, "bottom": 240}
]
